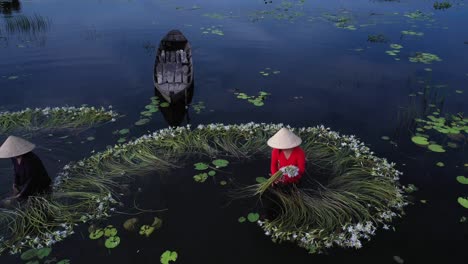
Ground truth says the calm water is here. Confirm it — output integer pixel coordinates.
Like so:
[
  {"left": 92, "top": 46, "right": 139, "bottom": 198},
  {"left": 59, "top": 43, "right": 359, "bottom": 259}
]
[{"left": 0, "top": 0, "right": 467, "bottom": 263}]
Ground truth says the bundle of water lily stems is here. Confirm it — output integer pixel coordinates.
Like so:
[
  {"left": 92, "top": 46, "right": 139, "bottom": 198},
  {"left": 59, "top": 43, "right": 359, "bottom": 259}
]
[
  {"left": 0, "top": 106, "right": 118, "bottom": 135},
  {"left": 0, "top": 123, "right": 407, "bottom": 255}
]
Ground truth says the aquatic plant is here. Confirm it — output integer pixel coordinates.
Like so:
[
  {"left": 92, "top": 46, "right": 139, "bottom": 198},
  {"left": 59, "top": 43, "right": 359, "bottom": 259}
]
[
  {"left": 200, "top": 25, "right": 224, "bottom": 36},
  {"left": 401, "top": 30, "right": 424, "bottom": 37},
  {"left": 404, "top": 10, "right": 433, "bottom": 20},
  {"left": 0, "top": 123, "right": 405, "bottom": 255},
  {"left": 321, "top": 13, "right": 356, "bottom": 30},
  {"left": 235, "top": 126, "right": 407, "bottom": 253},
  {"left": 235, "top": 91, "right": 270, "bottom": 106},
  {"left": 409, "top": 52, "right": 442, "bottom": 64},
  {"left": 0, "top": 106, "right": 118, "bottom": 135},
  {"left": 259, "top": 68, "right": 280, "bottom": 76},
  {"left": 4, "top": 14, "right": 50, "bottom": 35},
  {"left": 433, "top": 2, "right": 452, "bottom": 10},
  {"left": 367, "top": 34, "right": 387, "bottom": 43},
  {"left": 192, "top": 101, "right": 205, "bottom": 114},
  {"left": 160, "top": 250, "right": 177, "bottom": 264}
]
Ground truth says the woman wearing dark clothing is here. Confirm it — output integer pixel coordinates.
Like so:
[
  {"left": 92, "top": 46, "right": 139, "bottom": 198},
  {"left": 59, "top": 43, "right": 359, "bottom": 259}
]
[{"left": 0, "top": 136, "right": 51, "bottom": 203}]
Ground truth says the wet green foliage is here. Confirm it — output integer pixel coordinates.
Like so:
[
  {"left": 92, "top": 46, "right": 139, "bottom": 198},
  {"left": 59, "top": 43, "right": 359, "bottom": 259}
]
[
  {"left": 136, "top": 96, "right": 161, "bottom": 126},
  {"left": 160, "top": 250, "right": 177, "bottom": 264},
  {"left": 192, "top": 101, "right": 205, "bottom": 114}
]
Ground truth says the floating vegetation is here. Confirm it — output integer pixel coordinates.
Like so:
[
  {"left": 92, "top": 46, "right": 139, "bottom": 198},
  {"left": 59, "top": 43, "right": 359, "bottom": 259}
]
[
  {"left": 433, "top": 1, "right": 452, "bottom": 10},
  {"left": 457, "top": 197, "right": 468, "bottom": 208},
  {"left": 160, "top": 250, "right": 178, "bottom": 264},
  {"left": 192, "top": 101, "right": 205, "bottom": 114},
  {"left": 192, "top": 159, "right": 229, "bottom": 183},
  {"left": 235, "top": 91, "right": 270, "bottom": 106},
  {"left": 4, "top": 14, "right": 50, "bottom": 35},
  {"left": 436, "top": 162, "right": 445, "bottom": 167},
  {"left": 20, "top": 247, "right": 68, "bottom": 264},
  {"left": 135, "top": 96, "right": 162, "bottom": 126},
  {"left": 0, "top": 106, "right": 117, "bottom": 135},
  {"left": 0, "top": 123, "right": 405, "bottom": 255},
  {"left": 247, "top": 212, "right": 260, "bottom": 222},
  {"left": 409, "top": 52, "right": 442, "bottom": 64},
  {"left": 259, "top": 67, "right": 280, "bottom": 76},
  {"left": 322, "top": 13, "right": 356, "bottom": 30},
  {"left": 123, "top": 218, "right": 138, "bottom": 231},
  {"left": 200, "top": 25, "right": 224, "bottom": 36},
  {"left": 401, "top": 30, "right": 424, "bottom": 36},
  {"left": 456, "top": 176, "right": 468, "bottom": 185},
  {"left": 250, "top": 0, "right": 305, "bottom": 22},
  {"left": 89, "top": 225, "right": 120, "bottom": 249},
  {"left": 202, "top": 13, "right": 236, "bottom": 20},
  {"left": 238, "top": 216, "right": 246, "bottom": 223},
  {"left": 386, "top": 43, "right": 403, "bottom": 57},
  {"left": 404, "top": 10, "right": 433, "bottom": 20},
  {"left": 235, "top": 125, "right": 407, "bottom": 253},
  {"left": 367, "top": 34, "right": 387, "bottom": 43}
]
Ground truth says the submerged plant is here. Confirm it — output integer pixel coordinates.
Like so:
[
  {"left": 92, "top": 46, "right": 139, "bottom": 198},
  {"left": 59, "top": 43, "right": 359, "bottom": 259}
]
[
  {"left": 0, "top": 106, "right": 117, "bottom": 135},
  {"left": 4, "top": 14, "right": 50, "bottom": 35}
]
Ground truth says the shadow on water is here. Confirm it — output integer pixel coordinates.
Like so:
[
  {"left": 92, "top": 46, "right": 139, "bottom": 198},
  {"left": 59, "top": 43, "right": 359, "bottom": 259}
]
[{"left": 154, "top": 83, "right": 194, "bottom": 127}]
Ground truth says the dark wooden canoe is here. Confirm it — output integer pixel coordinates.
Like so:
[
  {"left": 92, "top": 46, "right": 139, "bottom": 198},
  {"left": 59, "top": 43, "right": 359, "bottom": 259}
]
[{"left": 153, "top": 30, "right": 194, "bottom": 103}]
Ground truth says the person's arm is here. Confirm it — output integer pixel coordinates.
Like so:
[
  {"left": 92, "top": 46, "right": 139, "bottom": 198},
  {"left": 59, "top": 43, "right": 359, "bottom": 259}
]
[
  {"left": 296, "top": 148, "right": 306, "bottom": 180},
  {"left": 15, "top": 178, "right": 33, "bottom": 198},
  {"left": 270, "top": 149, "right": 279, "bottom": 176}
]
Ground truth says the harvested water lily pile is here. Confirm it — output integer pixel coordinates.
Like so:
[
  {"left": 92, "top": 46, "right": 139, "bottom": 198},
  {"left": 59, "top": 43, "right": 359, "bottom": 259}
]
[
  {"left": 0, "top": 123, "right": 407, "bottom": 255},
  {"left": 0, "top": 106, "right": 118, "bottom": 135}
]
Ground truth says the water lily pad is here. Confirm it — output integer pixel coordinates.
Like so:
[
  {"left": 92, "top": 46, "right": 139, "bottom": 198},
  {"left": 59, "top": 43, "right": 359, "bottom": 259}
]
[
  {"left": 104, "top": 225, "right": 118, "bottom": 237},
  {"left": 247, "top": 212, "right": 259, "bottom": 222},
  {"left": 160, "top": 102, "right": 170, "bottom": 108},
  {"left": 36, "top": 248, "right": 52, "bottom": 259},
  {"left": 87, "top": 136, "right": 95, "bottom": 141},
  {"left": 21, "top": 249, "right": 38, "bottom": 260},
  {"left": 105, "top": 236, "right": 120, "bottom": 249},
  {"left": 212, "top": 159, "right": 229, "bottom": 168},
  {"left": 117, "top": 137, "right": 126, "bottom": 143},
  {"left": 256, "top": 177, "right": 267, "bottom": 183},
  {"left": 152, "top": 216, "right": 163, "bottom": 229},
  {"left": 460, "top": 216, "right": 467, "bottom": 223},
  {"left": 123, "top": 218, "right": 139, "bottom": 231},
  {"left": 119, "top": 129, "right": 129, "bottom": 135},
  {"left": 436, "top": 162, "right": 444, "bottom": 167},
  {"left": 57, "top": 260, "right": 70, "bottom": 264},
  {"left": 393, "top": 255, "right": 404, "bottom": 264},
  {"left": 238, "top": 216, "right": 246, "bottom": 223},
  {"left": 8, "top": 75, "right": 18, "bottom": 80},
  {"left": 220, "top": 180, "right": 227, "bottom": 185},
  {"left": 139, "top": 225, "right": 155, "bottom": 237},
  {"left": 428, "top": 144, "right": 445, "bottom": 153},
  {"left": 208, "top": 170, "right": 216, "bottom": 176},
  {"left": 411, "top": 136, "right": 429, "bottom": 145},
  {"left": 161, "top": 250, "right": 178, "bottom": 264},
  {"left": 25, "top": 261, "right": 39, "bottom": 264},
  {"left": 135, "top": 119, "right": 150, "bottom": 126},
  {"left": 194, "top": 162, "right": 209, "bottom": 170},
  {"left": 456, "top": 176, "right": 468, "bottom": 184},
  {"left": 89, "top": 229, "right": 104, "bottom": 239},
  {"left": 193, "top": 173, "right": 208, "bottom": 182},
  {"left": 455, "top": 90, "right": 463, "bottom": 94},
  {"left": 381, "top": 136, "right": 390, "bottom": 140},
  {"left": 457, "top": 197, "right": 468, "bottom": 208}
]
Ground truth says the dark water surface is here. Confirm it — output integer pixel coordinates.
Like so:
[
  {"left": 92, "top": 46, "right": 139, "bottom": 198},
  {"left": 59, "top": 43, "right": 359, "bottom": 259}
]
[{"left": 0, "top": 0, "right": 467, "bottom": 263}]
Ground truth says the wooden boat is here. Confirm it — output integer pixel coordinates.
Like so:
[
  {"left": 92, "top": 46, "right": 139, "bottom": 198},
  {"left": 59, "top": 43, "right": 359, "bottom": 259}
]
[
  {"left": 155, "top": 84, "right": 193, "bottom": 127},
  {"left": 153, "top": 30, "right": 194, "bottom": 103}
]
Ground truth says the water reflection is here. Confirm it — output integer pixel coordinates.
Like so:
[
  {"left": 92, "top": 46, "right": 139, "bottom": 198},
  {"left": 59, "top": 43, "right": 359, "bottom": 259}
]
[
  {"left": 0, "top": 0, "right": 21, "bottom": 15},
  {"left": 154, "top": 83, "right": 194, "bottom": 127}
]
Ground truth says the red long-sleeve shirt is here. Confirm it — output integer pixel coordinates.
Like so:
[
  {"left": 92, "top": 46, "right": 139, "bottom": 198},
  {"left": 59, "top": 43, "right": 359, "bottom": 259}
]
[{"left": 270, "top": 147, "right": 306, "bottom": 184}]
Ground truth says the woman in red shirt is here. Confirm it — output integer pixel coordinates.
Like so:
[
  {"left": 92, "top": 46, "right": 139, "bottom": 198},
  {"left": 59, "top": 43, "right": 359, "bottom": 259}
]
[{"left": 268, "top": 128, "right": 306, "bottom": 185}]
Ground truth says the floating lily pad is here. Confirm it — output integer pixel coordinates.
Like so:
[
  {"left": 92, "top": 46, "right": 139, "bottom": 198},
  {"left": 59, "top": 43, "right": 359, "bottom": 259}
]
[
  {"left": 411, "top": 136, "right": 429, "bottom": 146},
  {"left": 194, "top": 162, "right": 209, "bottom": 170},
  {"left": 161, "top": 250, "right": 178, "bottom": 264},
  {"left": 57, "top": 260, "right": 70, "bottom": 264},
  {"left": 117, "top": 137, "right": 126, "bottom": 144},
  {"left": 104, "top": 225, "right": 118, "bottom": 237},
  {"left": 256, "top": 177, "right": 267, "bottom": 183},
  {"left": 460, "top": 216, "right": 467, "bottom": 223},
  {"left": 238, "top": 216, "right": 246, "bottom": 223},
  {"left": 139, "top": 225, "right": 155, "bottom": 237},
  {"left": 135, "top": 119, "right": 150, "bottom": 126},
  {"left": 8, "top": 75, "right": 18, "bottom": 80},
  {"left": 456, "top": 176, "right": 468, "bottom": 184},
  {"left": 160, "top": 102, "right": 170, "bottom": 108},
  {"left": 123, "top": 218, "right": 139, "bottom": 231},
  {"left": 457, "top": 197, "right": 468, "bottom": 208},
  {"left": 87, "top": 136, "right": 95, "bottom": 141},
  {"left": 436, "top": 162, "right": 444, "bottom": 167},
  {"left": 455, "top": 90, "right": 463, "bottom": 94},
  {"left": 428, "top": 144, "right": 446, "bottom": 153},
  {"left": 152, "top": 216, "right": 163, "bottom": 229},
  {"left": 247, "top": 212, "right": 260, "bottom": 222},
  {"left": 212, "top": 159, "right": 229, "bottom": 168},
  {"left": 105, "top": 236, "right": 120, "bottom": 249},
  {"left": 36, "top": 248, "right": 52, "bottom": 259},
  {"left": 89, "top": 229, "right": 104, "bottom": 239},
  {"left": 220, "top": 180, "right": 227, "bottom": 185},
  {"left": 193, "top": 173, "right": 208, "bottom": 182},
  {"left": 393, "top": 255, "right": 404, "bottom": 264},
  {"left": 25, "top": 261, "right": 39, "bottom": 264},
  {"left": 381, "top": 136, "right": 390, "bottom": 140},
  {"left": 119, "top": 129, "right": 130, "bottom": 135},
  {"left": 208, "top": 170, "right": 216, "bottom": 176},
  {"left": 21, "top": 249, "right": 39, "bottom": 260}
]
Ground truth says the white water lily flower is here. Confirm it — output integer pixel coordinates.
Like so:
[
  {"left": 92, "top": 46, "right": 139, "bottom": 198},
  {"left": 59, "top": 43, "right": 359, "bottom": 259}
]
[{"left": 280, "top": 165, "right": 299, "bottom": 178}]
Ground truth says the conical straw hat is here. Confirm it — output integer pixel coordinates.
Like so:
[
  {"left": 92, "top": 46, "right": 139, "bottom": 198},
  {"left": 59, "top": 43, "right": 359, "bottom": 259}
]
[
  {"left": 267, "top": 128, "right": 302, "bottom": 149},
  {"left": 0, "top": 136, "right": 35, "bottom": 158}
]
